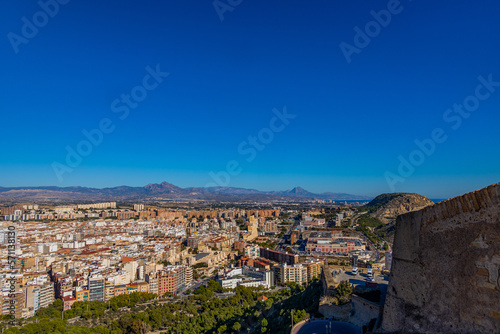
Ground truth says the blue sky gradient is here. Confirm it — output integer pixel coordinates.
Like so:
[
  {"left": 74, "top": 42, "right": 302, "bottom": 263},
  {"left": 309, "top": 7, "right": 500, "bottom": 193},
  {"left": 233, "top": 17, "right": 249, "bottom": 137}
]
[{"left": 1, "top": 0, "right": 499, "bottom": 198}]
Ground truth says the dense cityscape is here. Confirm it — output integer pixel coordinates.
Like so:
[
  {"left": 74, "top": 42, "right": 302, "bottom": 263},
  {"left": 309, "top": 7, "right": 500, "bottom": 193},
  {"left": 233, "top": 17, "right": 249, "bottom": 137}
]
[
  {"left": 0, "top": 195, "right": 404, "bottom": 332},
  {"left": 0, "top": 200, "right": 377, "bottom": 315}
]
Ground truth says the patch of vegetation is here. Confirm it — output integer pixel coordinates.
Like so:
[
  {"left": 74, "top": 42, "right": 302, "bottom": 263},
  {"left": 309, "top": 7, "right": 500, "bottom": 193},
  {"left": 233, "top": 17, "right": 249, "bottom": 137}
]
[
  {"left": 311, "top": 207, "right": 347, "bottom": 222},
  {"left": 336, "top": 280, "right": 354, "bottom": 304},
  {"left": 3, "top": 318, "right": 117, "bottom": 334},
  {"left": 188, "top": 247, "right": 199, "bottom": 254},
  {"left": 356, "top": 214, "right": 385, "bottom": 246},
  {"left": 5, "top": 282, "right": 323, "bottom": 334},
  {"left": 357, "top": 214, "right": 384, "bottom": 228},
  {"left": 327, "top": 280, "right": 354, "bottom": 305},
  {"left": 255, "top": 241, "right": 277, "bottom": 249},
  {"left": 35, "top": 292, "right": 157, "bottom": 321},
  {"left": 357, "top": 225, "right": 381, "bottom": 246},
  {"left": 192, "top": 262, "right": 208, "bottom": 269}
]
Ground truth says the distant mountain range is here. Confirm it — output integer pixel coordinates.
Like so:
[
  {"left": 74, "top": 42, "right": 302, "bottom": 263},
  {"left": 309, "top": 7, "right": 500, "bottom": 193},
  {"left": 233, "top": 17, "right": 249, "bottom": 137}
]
[{"left": 0, "top": 182, "right": 371, "bottom": 203}]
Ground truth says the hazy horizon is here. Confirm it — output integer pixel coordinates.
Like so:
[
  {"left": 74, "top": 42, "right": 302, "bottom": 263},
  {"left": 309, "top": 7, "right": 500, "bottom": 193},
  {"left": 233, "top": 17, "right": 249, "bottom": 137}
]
[{"left": 1, "top": 178, "right": 493, "bottom": 200}]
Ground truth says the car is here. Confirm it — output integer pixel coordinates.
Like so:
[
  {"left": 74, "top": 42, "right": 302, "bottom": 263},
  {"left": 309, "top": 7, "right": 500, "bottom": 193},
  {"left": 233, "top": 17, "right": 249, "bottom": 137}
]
[{"left": 367, "top": 265, "right": 373, "bottom": 278}]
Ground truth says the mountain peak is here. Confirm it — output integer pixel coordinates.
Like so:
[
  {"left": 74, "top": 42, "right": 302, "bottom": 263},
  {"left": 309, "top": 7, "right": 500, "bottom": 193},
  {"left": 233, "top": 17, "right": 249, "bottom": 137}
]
[
  {"left": 288, "top": 186, "right": 311, "bottom": 195},
  {"left": 143, "top": 181, "right": 182, "bottom": 194}
]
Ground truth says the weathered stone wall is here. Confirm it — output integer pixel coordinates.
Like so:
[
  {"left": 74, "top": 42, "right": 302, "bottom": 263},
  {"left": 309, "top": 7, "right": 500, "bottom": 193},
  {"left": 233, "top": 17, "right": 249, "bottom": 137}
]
[
  {"left": 382, "top": 183, "right": 500, "bottom": 333},
  {"left": 318, "top": 302, "right": 351, "bottom": 321},
  {"left": 350, "top": 294, "right": 382, "bottom": 328},
  {"left": 321, "top": 263, "right": 338, "bottom": 297}
]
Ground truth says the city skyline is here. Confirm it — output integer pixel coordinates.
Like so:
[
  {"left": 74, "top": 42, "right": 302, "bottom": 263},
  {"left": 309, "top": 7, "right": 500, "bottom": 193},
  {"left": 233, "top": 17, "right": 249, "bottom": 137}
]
[{"left": 1, "top": 1, "right": 499, "bottom": 199}]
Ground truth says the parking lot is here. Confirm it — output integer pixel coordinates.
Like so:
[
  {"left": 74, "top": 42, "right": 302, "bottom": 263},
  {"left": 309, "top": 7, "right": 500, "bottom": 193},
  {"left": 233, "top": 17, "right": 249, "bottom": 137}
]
[{"left": 331, "top": 268, "right": 389, "bottom": 304}]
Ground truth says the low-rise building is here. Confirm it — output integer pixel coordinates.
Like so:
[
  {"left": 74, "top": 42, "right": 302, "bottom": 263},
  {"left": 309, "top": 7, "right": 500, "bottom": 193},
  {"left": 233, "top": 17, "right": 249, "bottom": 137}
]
[
  {"left": 75, "top": 289, "right": 89, "bottom": 302},
  {"left": 114, "top": 285, "right": 127, "bottom": 297},
  {"left": 63, "top": 295, "right": 76, "bottom": 310},
  {"left": 243, "top": 244, "right": 260, "bottom": 258}
]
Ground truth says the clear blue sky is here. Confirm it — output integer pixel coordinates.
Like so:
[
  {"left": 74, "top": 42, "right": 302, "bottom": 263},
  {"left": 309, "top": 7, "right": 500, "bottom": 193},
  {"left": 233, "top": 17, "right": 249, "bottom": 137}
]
[{"left": 1, "top": 0, "right": 499, "bottom": 199}]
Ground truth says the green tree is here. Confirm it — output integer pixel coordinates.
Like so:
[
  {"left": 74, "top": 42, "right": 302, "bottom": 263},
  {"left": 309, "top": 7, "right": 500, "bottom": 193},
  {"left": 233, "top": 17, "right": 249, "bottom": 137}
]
[
  {"left": 232, "top": 322, "right": 241, "bottom": 333},
  {"left": 82, "top": 310, "right": 93, "bottom": 320},
  {"left": 264, "top": 298, "right": 273, "bottom": 310},
  {"left": 337, "top": 280, "right": 353, "bottom": 297},
  {"left": 207, "top": 280, "right": 223, "bottom": 293},
  {"left": 118, "top": 316, "right": 144, "bottom": 334},
  {"left": 293, "top": 309, "right": 308, "bottom": 323}
]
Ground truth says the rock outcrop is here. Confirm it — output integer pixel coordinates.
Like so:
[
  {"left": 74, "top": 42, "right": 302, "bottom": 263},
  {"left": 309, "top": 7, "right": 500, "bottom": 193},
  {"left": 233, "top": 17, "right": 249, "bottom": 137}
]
[
  {"left": 363, "top": 193, "right": 434, "bottom": 224},
  {"left": 382, "top": 183, "right": 500, "bottom": 333},
  {"left": 361, "top": 193, "right": 433, "bottom": 243}
]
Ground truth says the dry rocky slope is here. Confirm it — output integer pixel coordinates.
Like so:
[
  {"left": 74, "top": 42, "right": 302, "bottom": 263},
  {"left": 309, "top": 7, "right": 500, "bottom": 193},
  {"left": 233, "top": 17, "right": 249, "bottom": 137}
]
[
  {"left": 383, "top": 182, "right": 500, "bottom": 333},
  {"left": 360, "top": 193, "right": 434, "bottom": 243},
  {"left": 363, "top": 193, "right": 434, "bottom": 224}
]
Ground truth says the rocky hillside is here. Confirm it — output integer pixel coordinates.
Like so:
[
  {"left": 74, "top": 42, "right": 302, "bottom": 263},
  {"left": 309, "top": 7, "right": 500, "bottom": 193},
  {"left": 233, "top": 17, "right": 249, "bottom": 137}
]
[
  {"left": 362, "top": 193, "right": 434, "bottom": 224},
  {"left": 359, "top": 193, "right": 434, "bottom": 243}
]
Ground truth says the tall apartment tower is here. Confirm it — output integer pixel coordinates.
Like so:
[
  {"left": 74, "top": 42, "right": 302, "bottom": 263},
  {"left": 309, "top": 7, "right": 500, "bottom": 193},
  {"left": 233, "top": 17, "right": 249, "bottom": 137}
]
[{"left": 88, "top": 277, "right": 105, "bottom": 302}]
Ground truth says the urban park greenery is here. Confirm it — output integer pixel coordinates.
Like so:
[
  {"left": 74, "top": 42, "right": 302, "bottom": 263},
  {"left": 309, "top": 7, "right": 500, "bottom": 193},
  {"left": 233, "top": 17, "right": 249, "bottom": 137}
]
[{"left": 2, "top": 281, "right": 322, "bottom": 334}]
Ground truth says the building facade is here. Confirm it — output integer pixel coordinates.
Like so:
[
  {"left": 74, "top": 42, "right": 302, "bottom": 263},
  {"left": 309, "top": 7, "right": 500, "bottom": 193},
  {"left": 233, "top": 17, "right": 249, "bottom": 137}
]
[
  {"left": 273, "top": 264, "right": 307, "bottom": 285},
  {"left": 88, "top": 277, "right": 105, "bottom": 302}
]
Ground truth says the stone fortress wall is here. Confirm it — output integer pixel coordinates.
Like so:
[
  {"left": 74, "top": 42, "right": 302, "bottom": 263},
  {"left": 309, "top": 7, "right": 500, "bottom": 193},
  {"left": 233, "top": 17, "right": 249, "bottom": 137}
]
[
  {"left": 383, "top": 183, "right": 500, "bottom": 333},
  {"left": 321, "top": 263, "right": 339, "bottom": 297}
]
